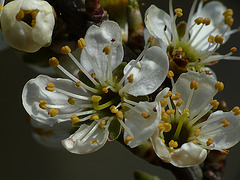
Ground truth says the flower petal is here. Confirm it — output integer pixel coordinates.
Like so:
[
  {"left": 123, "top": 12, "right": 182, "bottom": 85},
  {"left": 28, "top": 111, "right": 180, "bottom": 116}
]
[
  {"left": 62, "top": 124, "right": 107, "bottom": 154},
  {"left": 124, "top": 102, "right": 159, "bottom": 148},
  {"left": 172, "top": 71, "right": 216, "bottom": 115},
  {"left": 170, "top": 142, "right": 207, "bottom": 167},
  {"left": 145, "top": 5, "right": 171, "bottom": 45},
  {"left": 124, "top": 46, "right": 169, "bottom": 96},
  {"left": 22, "top": 75, "right": 90, "bottom": 126},
  {"left": 80, "top": 21, "right": 123, "bottom": 80},
  {"left": 198, "top": 111, "right": 240, "bottom": 150},
  {"left": 150, "top": 128, "right": 170, "bottom": 161}
]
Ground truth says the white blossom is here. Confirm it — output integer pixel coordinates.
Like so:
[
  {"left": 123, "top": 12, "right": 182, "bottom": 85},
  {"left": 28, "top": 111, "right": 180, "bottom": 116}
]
[
  {"left": 151, "top": 71, "right": 240, "bottom": 167},
  {"left": 145, "top": 0, "right": 239, "bottom": 72},
  {"left": 22, "top": 21, "right": 169, "bottom": 154},
  {"left": 0, "top": 0, "right": 55, "bottom": 52}
]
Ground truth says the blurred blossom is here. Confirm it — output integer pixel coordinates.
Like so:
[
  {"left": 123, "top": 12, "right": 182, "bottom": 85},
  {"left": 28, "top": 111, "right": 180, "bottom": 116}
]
[{"left": 0, "top": 0, "right": 55, "bottom": 52}]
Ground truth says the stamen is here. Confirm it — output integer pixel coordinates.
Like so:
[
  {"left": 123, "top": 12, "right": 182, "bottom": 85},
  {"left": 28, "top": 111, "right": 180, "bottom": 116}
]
[
  {"left": 54, "top": 87, "right": 91, "bottom": 101},
  {"left": 103, "top": 45, "right": 111, "bottom": 55},
  {"left": 194, "top": 17, "right": 204, "bottom": 25},
  {"left": 49, "top": 57, "right": 59, "bottom": 68},
  {"left": 194, "top": 128, "right": 201, "bottom": 137},
  {"left": 203, "top": 18, "right": 211, "bottom": 26},
  {"left": 231, "top": 47, "right": 237, "bottom": 53},
  {"left": 61, "top": 45, "right": 71, "bottom": 54},
  {"left": 160, "top": 99, "right": 167, "bottom": 107},
  {"left": 78, "top": 38, "right": 87, "bottom": 49},
  {"left": 169, "top": 140, "right": 178, "bottom": 148},
  {"left": 163, "top": 91, "right": 172, "bottom": 98},
  {"left": 174, "top": 8, "right": 183, "bottom": 17},
  {"left": 141, "top": 112, "right": 150, "bottom": 119},
  {"left": 110, "top": 105, "right": 118, "bottom": 114},
  {"left": 215, "top": 35, "right": 223, "bottom": 45},
  {"left": 166, "top": 109, "right": 175, "bottom": 115},
  {"left": 215, "top": 81, "right": 224, "bottom": 92},
  {"left": 71, "top": 114, "right": 80, "bottom": 124},
  {"left": 76, "top": 81, "right": 81, "bottom": 87},
  {"left": 161, "top": 139, "right": 165, "bottom": 144},
  {"left": 116, "top": 111, "right": 123, "bottom": 120},
  {"left": 90, "top": 115, "right": 99, "bottom": 121},
  {"left": 48, "top": 108, "right": 59, "bottom": 117},
  {"left": 163, "top": 123, "right": 172, "bottom": 132},
  {"left": 68, "top": 97, "right": 75, "bottom": 105},
  {"left": 221, "top": 119, "right": 230, "bottom": 127},
  {"left": 45, "top": 82, "right": 55, "bottom": 92},
  {"left": 124, "top": 136, "right": 134, "bottom": 145},
  {"left": 167, "top": 70, "right": 174, "bottom": 79},
  {"left": 206, "top": 138, "right": 214, "bottom": 146},
  {"left": 161, "top": 113, "right": 168, "bottom": 122},
  {"left": 39, "top": 100, "right": 47, "bottom": 109},
  {"left": 16, "top": 9, "right": 24, "bottom": 21},
  {"left": 127, "top": 74, "right": 134, "bottom": 83},
  {"left": 208, "top": 35, "right": 215, "bottom": 43},
  {"left": 176, "top": 98, "right": 184, "bottom": 107},
  {"left": 98, "top": 120, "right": 106, "bottom": 129},
  {"left": 210, "top": 100, "right": 219, "bottom": 109},
  {"left": 102, "top": 87, "right": 108, "bottom": 93},
  {"left": 92, "top": 95, "right": 102, "bottom": 102}
]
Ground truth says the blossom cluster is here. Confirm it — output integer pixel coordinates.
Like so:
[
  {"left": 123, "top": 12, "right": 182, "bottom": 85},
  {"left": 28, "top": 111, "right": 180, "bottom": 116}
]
[{"left": 5, "top": 0, "right": 239, "bottom": 168}]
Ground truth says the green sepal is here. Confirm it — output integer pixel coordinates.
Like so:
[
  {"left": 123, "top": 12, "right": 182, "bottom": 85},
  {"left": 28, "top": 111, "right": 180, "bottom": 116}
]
[
  {"left": 177, "top": 21, "right": 186, "bottom": 40},
  {"left": 134, "top": 170, "right": 160, "bottom": 180},
  {"left": 108, "top": 118, "right": 122, "bottom": 141}
]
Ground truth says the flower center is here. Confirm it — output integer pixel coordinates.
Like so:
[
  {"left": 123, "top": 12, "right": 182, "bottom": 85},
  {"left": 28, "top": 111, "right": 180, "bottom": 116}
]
[{"left": 16, "top": 9, "right": 39, "bottom": 27}]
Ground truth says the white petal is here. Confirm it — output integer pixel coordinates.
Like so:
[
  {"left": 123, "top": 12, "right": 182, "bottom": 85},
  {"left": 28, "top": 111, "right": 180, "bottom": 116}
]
[
  {"left": 190, "top": 1, "right": 228, "bottom": 50},
  {"left": 145, "top": 5, "right": 171, "bottom": 45},
  {"left": 170, "top": 142, "right": 207, "bottom": 167},
  {"left": 62, "top": 124, "right": 107, "bottom": 154},
  {"left": 124, "top": 102, "right": 159, "bottom": 148},
  {"left": 150, "top": 128, "right": 170, "bottom": 161},
  {"left": 31, "top": 118, "right": 74, "bottom": 148},
  {"left": 22, "top": 75, "right": 90, "bottom": 125},
  {"left": 172, "top": 71, "right": 216, "bottom": 115},
  {"left": 80, "top": 21, "right": 123, "bottom": 80},
  {"left": 124, "top": 46, "right": 169, "bottom": 96},
  {"left": 198, "top": 111, "right": 240, "bottom": 150}
]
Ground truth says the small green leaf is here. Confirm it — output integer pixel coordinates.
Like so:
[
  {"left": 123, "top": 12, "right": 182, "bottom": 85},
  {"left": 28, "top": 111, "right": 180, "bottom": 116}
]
[{"left": 108, "top": 118, "right": 122, "bottom": 141}]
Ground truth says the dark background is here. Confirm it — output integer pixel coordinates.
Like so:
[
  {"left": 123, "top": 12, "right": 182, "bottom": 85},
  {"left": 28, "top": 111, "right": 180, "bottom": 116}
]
[{"left": 1, "top": 0, "right": 240, "bottom": 179}]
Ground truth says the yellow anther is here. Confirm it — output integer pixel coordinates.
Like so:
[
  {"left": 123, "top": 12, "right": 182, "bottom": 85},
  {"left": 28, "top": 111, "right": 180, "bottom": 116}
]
[
  {"left": 161, "top": 109, "right": 165, "bottom": 114},
  {"left": 71, "top": 114, "right": 79, "bottom": 124},
  {"left": 92, "top": 95, "right": 102, "bottom": 102},
  {"left": 0, "top": 4, "right": 4, "bottom": 11},
  {"left": 141, "top": 112, "right": 150, "bottom": 119},
  {"left": 214, "top": 81, "right": 224, "bottom": 92},
  {"left": 166, "top": 109, "right": 175, "bottom": 115},
  {"left": 48, "top": 108, "right": 59, "bottom": 117},
  {"left": 208, "top": 35, "right": 215, "bottom": 43},
  {"left": 225, "top": 16, "right": 234, "bottom": 27},
  {"left": 163, "top": 123, "right": 172, "bottom": 132},
  {"left": 158, "top": 123, "right": 164, "bottom": 131},
  {"left": 61, "top": 45, "right": 71, "bottom": 54},
  {"left": 161, "top": 139, "right": 165, "bottom": 144},
  {"left": 68, "top": 97, "right": 75, "bottom": 105},
  {"left": 176, "top": 12, "right": 183, "bottom": 17},
  {"left": 161, "top": 113, "right": 168, "bottom": 122},
  {"left": 90, "top": 115, "right": 99, "bottom": 121},
  {"left": 194, "top": 128, "right": 201, "bottom": 137},
  {"left": 98, "top": 120, "right": 106, "bottom": 129},
  {"left": 110, "top": 106, "right": 118, "bottom": 114},
  {"left": 234, "top": 110, "right": 240, "bottom": 116},
  {"left": 49, "top": 57, "right": 59, "bottom": 68},
  {"left": 210, "top": 100, "right": 219, "bottom": 109},
  {"left": 116, "top": 111, "right": 123, "bottom": 120},
  {"left": 223, "top": 9, "right": 233, "bottom": 17},
  {"left": 190, "top": 80, "right": 199, "bottom": 90},
  {"left": 206, "top": 138, "right": 214, "bottom": 146},
  {"left": 203, "top": 18, "right": 211, "bottom": 26},
  {"left": 215, "top": 35, "right": 223, "bottom": 45},
  {"left": 190, "top": 140, "right": 197, "bottom": 144},
  {"left": 78, "top": 38, "right": 87, "bottom": 49},
  {"left": 39, "top": 100, "right": 47, "bottom": 109},
  {"left": 183, "top": 109, "right": 190, "bottom": 116},
  {"left": 127, "top": 74, "right": 134, "bottom": 83},
  {"left": 163, "top": 91, "right": 172, "bottom": 98},
  {"left": 169, "top": 140, "right": 178, "bottom": 148},
  {"left": 194, "top": 17, "right": 204, "bottom": 25},
  {"left": 31, "top": 19, "right": 36, "bottom": 27},
  {"left": 31, "top": 10, "right": 38, "bottom": 19},
  {"left": 102, "top": 87, "right": 108, "bottom": 93},
  {"left": 221, "top": 149, "right": 229, "bottom": 155},
  {"left": 124, "top": 136, "right": 134, "bottom": 144},
  {"left": 75, "top": 81, "right": 81, "bottom": 87},
  {"left": 160, "top": 99, "right": 167, "bottom": 107},
  {"left": 103, "top": 45, "right": 111, "bottom": 55},
  {"left": 176, "top": 98, "right": 184, "bottom": 107},
  {"left": 147, "top": 36, "right": 153, "bottom": 43},
  {"left": 221, "top": 119, "right": 230, "bottom": 127},
  {"left": 91, "top": 73, "right": 96, "bottom": 78},
  {"left": 174, "top": 8, "right": 182, "bottom": 13},
  {"left": 231, "top": 47, "right": 237, "bottom": 53},
  {"left": 232, "top": 106, "right": 240, "bottom": 112},
  {"left": 167, "top": 70, "right": 174, "bottom": 79},
  {"left": 45, "top": 82, "right": 55, "bottom": 92},
  {"left": 89, "top": 140, "right": 98, "bottom": 144},
  {"left": 16, "top": 9, "right": 24, "bottom": 21},
  {"left": 171, "top": 93, "right": 181, "bottom": 100}
]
